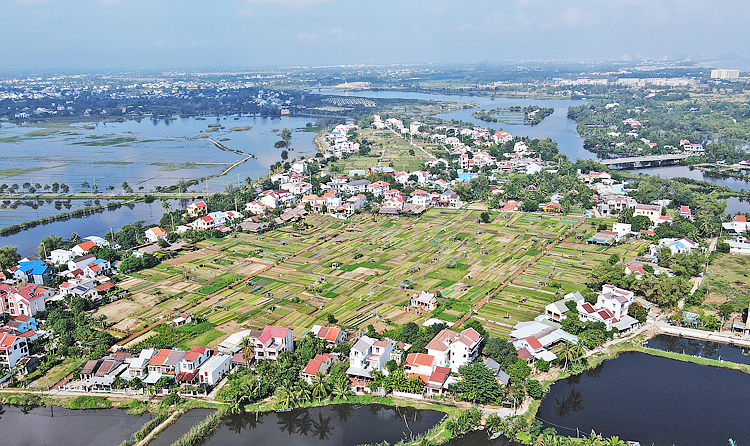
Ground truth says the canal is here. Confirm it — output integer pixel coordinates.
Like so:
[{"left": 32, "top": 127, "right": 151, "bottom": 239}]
[
  {"left": 537, "top": 351, "right": 750, "bottom": 446},
  {"left": 0, "top": 404, "right": 149, "bottom": 446},
  {"left": 153, "top": 404, "right": 444, "bottom": 446}
]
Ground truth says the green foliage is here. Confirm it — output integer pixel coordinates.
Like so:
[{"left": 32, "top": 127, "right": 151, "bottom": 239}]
[
  {"left": 526, "top": 379, "right": 544, "bottom": 399},
  {"left": 506, "top": 358, "right": 531, "bottom": 385},
  {"left": 127, "top": 322, "right": 215, "bottom": 352},
  {"left": 628, "top": 304, "right": 648, "bottom": 323},
  {"left": 482, "top": 338, "right": 519, "bottom": 371},
  {"left": 68, "top": 395, "right": 112, "bottom": 409},
  {"left": 449, "top": 362, "right": 503, "bottom": 404}
]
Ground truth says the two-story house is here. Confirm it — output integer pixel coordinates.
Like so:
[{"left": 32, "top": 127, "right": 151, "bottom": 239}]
[
  {"left": 254, "top": 326, "right": 294, "bottom": 361},
  {"left": 425, "top": 328, "right": 483, "bottom": 373}
]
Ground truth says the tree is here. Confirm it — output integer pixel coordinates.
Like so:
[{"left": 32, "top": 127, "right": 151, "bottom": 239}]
[
  {"left": 281, "top": 150, "right": 289, "bottom": 160},
  {"left": 526, "top": 379, "right": 544, "bottom": 399},
  {"left": 35, "top": 235, "right": 62, "bottom": 259},
  {"left": 482, "top": 338, "right": 518, "bottom": 371},
  {"left": 506, "top": 358, "right": 531, "bottom": 385},
  {"left": 399, "top": 322, "right": 420, "bottom": 343},
  {"left": 628, "top": 304, "right": 648, "bottom": 323},
  {"left": 449, "top": 362, "right": 502, "bottom": 404},
  {"left": 480, "top": 211, "right": 491, "bottom": 223},
  {"left": 310, "top": 372, "right": 329, "bottom": 401},
  {"left": 0, "top": 246, "right": 20, "bottom": 277},
  {"left": 718, "top": 302, "right": 734, "bottom": 320}
]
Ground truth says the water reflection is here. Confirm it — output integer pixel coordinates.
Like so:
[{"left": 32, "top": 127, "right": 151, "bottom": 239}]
[
  {"left": 202, "top": 404, "right": 443, "bottom": 446},
  {"left": 646, "top": 334, "right": 750, "bottom": 365}
]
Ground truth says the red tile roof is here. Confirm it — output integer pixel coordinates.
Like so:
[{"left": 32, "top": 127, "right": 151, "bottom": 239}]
[
  {"left": 405, "top": 353, "right": 435, "bottom": 368},
  {"left": 76, "top": 240, "right": 97, "bottom": 252},
  {"left": 735, "top": 215, "right": 747, "bottom": 223},
  {"left": 523, "top": 336, "right": 543, "bottom": 350},
  {"left": 303, "top": 359, "right": 324, "bottom": 376}
]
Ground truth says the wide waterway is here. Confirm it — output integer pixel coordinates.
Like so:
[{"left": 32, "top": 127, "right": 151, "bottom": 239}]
[
  {"left": 155, "top": 404, "right": 443, "bottom": 446},
  {"left": 0, "top": 404, "right": 149, "bottom": 446},
  {"left": 537, "top": 351, "right": 750, "bottom": 446}
]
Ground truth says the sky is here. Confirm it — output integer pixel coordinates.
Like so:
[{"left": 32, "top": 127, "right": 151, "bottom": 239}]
[{"left": 2, "top": 0, "right": 750, "bottom": 71}]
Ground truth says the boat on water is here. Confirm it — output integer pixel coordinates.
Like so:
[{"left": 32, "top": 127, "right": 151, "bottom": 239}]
[{"left": 488, "top": 431, "right": 502, "bottom": 440}]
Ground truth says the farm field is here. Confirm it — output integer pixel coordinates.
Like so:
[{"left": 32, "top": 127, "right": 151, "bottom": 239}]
[{"left": 95, "top": 208, "right": 653, "bottom": 347}]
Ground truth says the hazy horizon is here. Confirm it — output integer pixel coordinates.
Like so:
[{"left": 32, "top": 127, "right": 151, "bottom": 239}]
[{"left": 2, "top": 0, "right": 750, "bottom": 71}]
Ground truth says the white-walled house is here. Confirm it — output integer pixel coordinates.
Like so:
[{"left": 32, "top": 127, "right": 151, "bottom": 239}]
[
  {"left": 544, "top": 291, "right": 585, "bottom": 322},
  {"left": 0, "top": 333, "right": 29, "bottom": 368},
  {"left": 595, "top": 284, "right": 635, "bottom": 319},
  {"left": 50, "top": 249, "right": 74, "bottom": 265},
  {"left": 254, "top": 326, "right": 294, "bottom": 361},
  {"left": 145, "top": 227, "right": 167, "bottom": 243},
  {"left": 425, "top": 328, "right": 483, "bottom": 373},
  {"left": 198, "top": 355, "right": 231, "bottom": 386},
  {"left": 404, "top": 353, "right": 436, "bottom": 376},
  {"left": 346, "top": 336, "right": 394, "bottom": 379}
]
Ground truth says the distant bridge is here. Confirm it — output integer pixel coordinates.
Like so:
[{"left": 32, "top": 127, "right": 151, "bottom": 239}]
[{"left": 601, "top": 153, "right": 691, "bottom": 168}]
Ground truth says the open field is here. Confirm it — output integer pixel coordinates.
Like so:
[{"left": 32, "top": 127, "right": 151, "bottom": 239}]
[
  {"left": 702, "top": 254, "right": 750, "bottom": 312},
  {"left": 94, "top": 209, "right": 652, "bottom": 346}
]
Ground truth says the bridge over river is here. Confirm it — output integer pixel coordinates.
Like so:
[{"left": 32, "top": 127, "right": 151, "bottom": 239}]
[{"left": 601, "top": 153, "right": 691, "bottom": 168}]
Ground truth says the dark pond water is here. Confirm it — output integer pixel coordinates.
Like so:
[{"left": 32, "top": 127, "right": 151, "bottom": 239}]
[
  {"left": 646, "top": 333, "right": 750, "bottom": 366},
  {"left": 0, "top": 404, "right": 149, "bottom": 446},
  {"left": 537, "top": 351, "right": 750, "bottom": 446},
  {"left": 195, "top": 404, "right": 443, "bottom": 446},
  {"left": 149, "top": 408, "right": 215, "bottom": 446}
]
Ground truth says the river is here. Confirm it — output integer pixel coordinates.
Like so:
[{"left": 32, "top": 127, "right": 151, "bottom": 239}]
[
  {"left": 153, "top": 404, "right": 443, "bottom": 446},
  {"left": 0, "top": 404, "right": 149, "bottom": 446},
  {"left": 537, "top": 351, "right": 750, "bottom": 446}
]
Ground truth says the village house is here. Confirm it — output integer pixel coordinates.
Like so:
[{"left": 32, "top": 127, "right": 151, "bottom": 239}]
[
  {"left": 10, "top": 259, "right": 51, "bottom": 284},
  {"left": 722, "top": 215, "right": 750, "bottom": 233},
  {"left": 50, "top": 249, "right": 74, "bottom": 265},
  {"left": 144, "top": 227, "right": 167, "bottom": 243},
  {"left": 0, "top": 332, "right": 29, "bottom": 368},
  {"left": 301, "top": 353, "right": 337, "bottom": 383},
  {"left": 187, "top": 201, "right": 208, "bottom": 217},
  {"left": 411, "top": 291, "right": 436, "bottom": 311},
  {"left": 404, "top": 352, "right": 436, "bottom": 377},
  {"left": 254, "top": 325, "right": 294, "bottom": 361},
  {"left": 312, "top": 325, "right": 347, "bottom": 346},
  {"left": 346, "top": 336, "right": 394, "bottom": 380},
  {"left": 544, "top": 291, "right": 585, "bottom": 322},
  {"left": 72, "top": 240, "right": 97, "bottom": 257},
  {"left": 0, "top": 283, "right": 54, "bottom": 317},
  {"left": 198, "top": 355, "right": 231, "bottom": 386},
  {"left": 633, "top": 204, "right": 662, "bottom": 225},
  {"left": 425, "top": 328, "right": 483, "bottom": 373}
]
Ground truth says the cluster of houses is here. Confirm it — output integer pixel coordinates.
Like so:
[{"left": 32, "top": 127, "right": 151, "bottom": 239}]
[{"left": 506, "top": 284, "right": 650, "bottom": 363}]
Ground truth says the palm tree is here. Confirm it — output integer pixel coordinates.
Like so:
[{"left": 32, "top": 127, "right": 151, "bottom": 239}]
[
  {"left": 275, "top": 382, "right": 296, "bottom": 408},
  {"left": 571, "top": 342, "right": 588, "bottom": 363},
  {"left": 604, "top": 436, "right": 626, "bottom": 446},
  {"left": 161, "top": 200, "right": 171, "bottom": 213},
  {"left": 239, "top": 336, "right": 253, "bottom": 364},
  {"left": 310, "top": 372, "right": 330, "bottom": 401},
  {"left": 559, "top": 341, "right": 575, "bottom": 370},
  {"left": 294, "top": 384, "right": 311, "bottom": 404},
  {"left": 331, "top": 377, "right": 353, "bottom": 401}
]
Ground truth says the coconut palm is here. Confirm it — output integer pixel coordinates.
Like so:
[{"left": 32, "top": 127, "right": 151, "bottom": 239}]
[
  {"left": 294, "top": 383, "right": 312, "bottom": 404},
  {"left": 310, "top": 372, "right": 330, "bottom": 401},
  {"left": 604, "top": 436, "right": 626, "bottom": 446},
  {"left": 275, "top": 382, "right": 296, "bottom": 408},
  {"left": 571, "top": 342, "right": 588, "bottom": 362},
  {"left": 161, "top": 200, "right": 171, "bottom": 213},
  {"left": 331, "top": 377, "right": 353, "bottom": 401},
  {"left": 559, "top": 341, "right": 575, "bottom": 369}
]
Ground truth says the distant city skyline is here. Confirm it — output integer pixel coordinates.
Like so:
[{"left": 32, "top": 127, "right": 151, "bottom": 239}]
[{"left": 2, "top": 0, "right": 750, "bottom": 71}]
